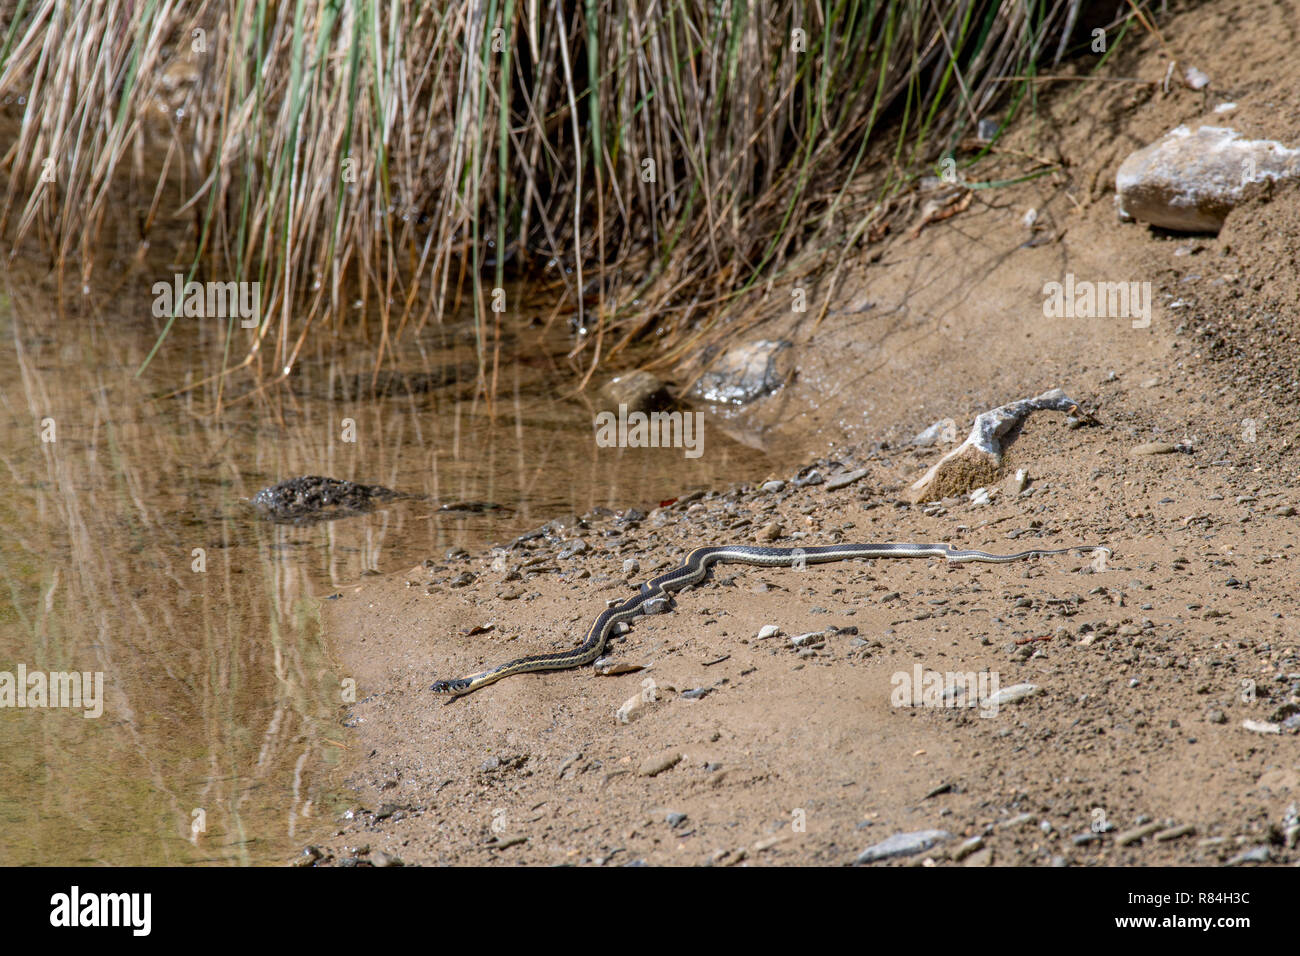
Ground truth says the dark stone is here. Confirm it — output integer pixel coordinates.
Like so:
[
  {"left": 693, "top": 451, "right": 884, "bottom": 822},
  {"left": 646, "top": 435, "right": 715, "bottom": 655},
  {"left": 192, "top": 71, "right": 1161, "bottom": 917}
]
[
  {"left": 597, "top": 370, "right": 673, "bottom": 414},
  {"left": 251, "top": 476, "right": 412, "bottom": 523}
]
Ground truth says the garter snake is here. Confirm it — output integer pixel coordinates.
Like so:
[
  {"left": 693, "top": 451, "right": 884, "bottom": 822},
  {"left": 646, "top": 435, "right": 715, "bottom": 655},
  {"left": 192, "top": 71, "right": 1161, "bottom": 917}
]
[{"left": 430, "top": 541, "right": 1110, "bottom": 699}]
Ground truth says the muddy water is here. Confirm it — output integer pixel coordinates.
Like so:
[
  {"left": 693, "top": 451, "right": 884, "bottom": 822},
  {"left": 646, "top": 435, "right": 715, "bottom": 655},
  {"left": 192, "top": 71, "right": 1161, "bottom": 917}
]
[{"left": 0, "top": 276, "right": 774, "bottom": 865}]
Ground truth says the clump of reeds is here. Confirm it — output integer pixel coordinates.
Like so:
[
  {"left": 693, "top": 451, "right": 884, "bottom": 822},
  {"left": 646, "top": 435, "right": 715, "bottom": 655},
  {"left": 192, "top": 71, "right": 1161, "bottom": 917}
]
[{"left": 0, "top": 0, "right": 1115, "bottom": 390}]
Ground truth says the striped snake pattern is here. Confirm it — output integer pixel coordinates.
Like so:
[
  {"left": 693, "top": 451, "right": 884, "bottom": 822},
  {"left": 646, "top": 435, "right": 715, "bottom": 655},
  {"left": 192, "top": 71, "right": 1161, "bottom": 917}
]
[{"left": 430, "top": 542, "right": 1110, "bottom": 699}]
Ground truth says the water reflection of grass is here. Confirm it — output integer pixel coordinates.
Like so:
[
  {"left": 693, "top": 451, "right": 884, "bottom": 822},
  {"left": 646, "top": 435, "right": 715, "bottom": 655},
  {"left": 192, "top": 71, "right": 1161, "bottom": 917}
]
[
  {"left": 0, "top": 268, "right": 632, "bottom": 864},
  {"left": 0, "top": 288, "right": 351, "bottom": 865},
  {"left": 0, "top": 240, "right": 773, "bottom": 862}
]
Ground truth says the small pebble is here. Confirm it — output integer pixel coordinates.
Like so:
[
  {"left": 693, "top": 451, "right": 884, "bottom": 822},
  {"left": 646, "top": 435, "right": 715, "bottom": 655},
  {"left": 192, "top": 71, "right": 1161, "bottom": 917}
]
[
  {"left": 983, "top": 683, "right": 1041, "bottom": 708},
  {"left": 1241, "top": 719, "right": 1281, "bottom": 735},
  {"left": 638, "top": 750, "right": 683, "bottom": 777},
  {"left": 855, "top": 830, "right": 951, "bottom": 864},
  {"left": 1154, "top": 824, "right": 1196, "bottom": 842},
  {"left": 641, "top": 596, "right": 671, "bottom": 615},
  {"left": 997, "top": 813, "right": 1035, "bottom": 830},
  {"left": 1226, "top": 846, "right": 1270, "bottom": 866},
  {"left": 1130, "top": 442, "right": 1178, "bottom": 456},
  {"left": 594, "top": 659, "right": 645, "bottom": 676},
  {"left": 825, "top": 468, "right": 870, "bottom": 491},
  {"left": 558, "top": 538, "right": 589, "bottom": 558},
  {"left": 1115, "top": 822, "right": 1161, "bottom": 846}
]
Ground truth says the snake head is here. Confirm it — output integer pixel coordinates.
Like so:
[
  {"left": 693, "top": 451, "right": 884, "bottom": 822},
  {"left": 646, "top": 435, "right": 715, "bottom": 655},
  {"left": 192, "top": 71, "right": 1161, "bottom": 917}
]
[{"left": 430, "top": 678, "right": 472, "bottom": 695}]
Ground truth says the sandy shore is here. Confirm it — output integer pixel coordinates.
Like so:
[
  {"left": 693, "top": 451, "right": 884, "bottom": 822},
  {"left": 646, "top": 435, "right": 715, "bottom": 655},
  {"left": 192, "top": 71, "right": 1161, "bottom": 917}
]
[{"left": 303, "top": 0, "right": 1300, "bottom": 867}]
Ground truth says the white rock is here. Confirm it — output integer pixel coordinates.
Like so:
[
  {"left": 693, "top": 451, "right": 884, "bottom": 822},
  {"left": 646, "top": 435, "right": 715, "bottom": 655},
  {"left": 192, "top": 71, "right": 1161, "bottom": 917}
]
[
  {"left": 616, "top": 693, "right": 650, "bottom": 723},
  {"left": 594, "top": 659, "right": 645, "bottom": 676},
  {"left": 855, "top": 830, "right": 952, "bottom": 864},
  {"left": 691, "top": 339, "right": 791, "bottom": 405},
  {"left": 983, "top": 683, "right": 1042, "bottom": 708},
  {"left": 1116, "top": 125, "right": 1300, "bottom": 233},
  {"left": 911, "top": 419, "right": 956, "bottom": 447},
  {"left": 1242, "top": 719, "right": 1281, "bottom": 735},
  {"left": 1184, "top": 66, "right": 1210, "bottom": 90}
]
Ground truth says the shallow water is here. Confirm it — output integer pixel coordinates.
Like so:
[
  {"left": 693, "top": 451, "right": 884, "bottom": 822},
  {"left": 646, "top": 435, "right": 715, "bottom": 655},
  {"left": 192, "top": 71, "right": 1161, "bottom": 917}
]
[{"left": 0, "top": 273, "right": 774, "bottom": 865}]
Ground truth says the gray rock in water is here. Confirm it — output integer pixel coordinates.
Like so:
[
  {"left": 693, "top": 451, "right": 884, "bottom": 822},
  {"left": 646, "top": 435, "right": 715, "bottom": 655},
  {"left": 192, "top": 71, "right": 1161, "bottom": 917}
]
[
  {"left": 855, "top": 829, "right": 951, "bottom": 864},
  {"left": 693, "top": 339, "right": 791, "bottom": 405},
  {"left": 1116, "top": 125, "right": 1300, "bottom": 233},
  {"left": 597, "top": 370, "right": 672, "bottom": 414}
]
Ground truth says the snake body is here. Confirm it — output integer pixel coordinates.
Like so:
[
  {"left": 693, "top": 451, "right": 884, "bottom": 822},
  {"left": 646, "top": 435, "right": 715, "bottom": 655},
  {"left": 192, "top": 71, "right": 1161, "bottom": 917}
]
[{"left": 430, "top": 542, "right": 1109, "bottom": 698}]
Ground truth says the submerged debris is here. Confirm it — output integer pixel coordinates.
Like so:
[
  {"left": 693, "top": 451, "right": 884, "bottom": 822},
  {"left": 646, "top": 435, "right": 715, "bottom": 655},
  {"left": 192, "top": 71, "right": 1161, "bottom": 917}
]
[{"left": 251, "top": 476, "right": 410, "bottom": 523}]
